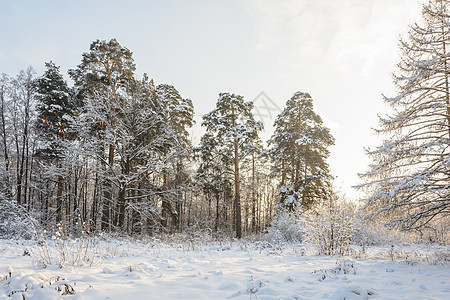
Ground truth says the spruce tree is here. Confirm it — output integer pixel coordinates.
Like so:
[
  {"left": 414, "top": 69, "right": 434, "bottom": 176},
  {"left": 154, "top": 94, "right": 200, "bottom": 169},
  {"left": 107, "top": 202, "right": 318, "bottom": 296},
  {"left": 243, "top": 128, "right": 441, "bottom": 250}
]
[
  {"left": 35, "top": 61, "right": 75, "bottom": 224},
  {"left": 35, "top": 61, "right": 74, "bottom": 157}
]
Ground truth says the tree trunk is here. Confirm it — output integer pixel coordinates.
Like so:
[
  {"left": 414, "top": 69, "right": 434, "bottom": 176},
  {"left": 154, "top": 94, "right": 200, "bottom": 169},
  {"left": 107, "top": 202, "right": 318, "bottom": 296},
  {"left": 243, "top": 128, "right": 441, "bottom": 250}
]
[
  {"left": 56, "top": 172, "right": 64, "bottom": 224},
  {"left": 302, "top": 162, "right": 308, "bottom": 207},
  {"left": 251, "top": 152, "right": 256, "bottom": 232},
  {"left": 117, "top": 156, "right": 130, "bottom": 229},
  {"left": 231, "top": 102, "right": 242, "bottom": 239},
  {"left": 233, "top": 137, "right": 242, "bottom": 239},
  {"left": 0, "top": 89, "right": 9, "bottom": 173},
  {"left": 101, "top": 154, "right": 112, "bottom": 231},
  {"left": 442, "top": 12, "right": 450, "bottom": 140},
  {"left": 215, "top": 191, "right": 220, "bottom": 232},
  {"left": 101, "top": 61, "right": 117, "bottom": 231}
]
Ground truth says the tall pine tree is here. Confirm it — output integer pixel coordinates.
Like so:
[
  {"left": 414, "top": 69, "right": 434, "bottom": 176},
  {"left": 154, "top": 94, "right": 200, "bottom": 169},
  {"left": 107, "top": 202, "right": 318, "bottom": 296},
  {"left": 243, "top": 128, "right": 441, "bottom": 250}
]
[
  {"left": 156, "top": 84, "right": 194, "bottom": 230},
  {"left": 201, "top": 93, "right": 262, "bottom": 238},
  {"left": 69, "top": 39, "right": 136, "bottom": 231},
  {"left": 267, "top": 92, "right": 334, "bottom": 211}
]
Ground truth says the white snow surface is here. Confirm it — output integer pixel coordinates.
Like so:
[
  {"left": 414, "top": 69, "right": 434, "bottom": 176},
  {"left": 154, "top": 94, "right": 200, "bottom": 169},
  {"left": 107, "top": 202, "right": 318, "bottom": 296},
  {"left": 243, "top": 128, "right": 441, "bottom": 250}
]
[{"left": 0, "top": 238, "right": 448, "bottom": 299}]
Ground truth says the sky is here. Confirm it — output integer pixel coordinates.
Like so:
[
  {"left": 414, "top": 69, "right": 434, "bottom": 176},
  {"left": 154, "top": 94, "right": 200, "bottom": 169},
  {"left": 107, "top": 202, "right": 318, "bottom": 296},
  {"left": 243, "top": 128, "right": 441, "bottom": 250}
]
[{"left": 0, "top": 0, "right": 423, "bottom": 199}]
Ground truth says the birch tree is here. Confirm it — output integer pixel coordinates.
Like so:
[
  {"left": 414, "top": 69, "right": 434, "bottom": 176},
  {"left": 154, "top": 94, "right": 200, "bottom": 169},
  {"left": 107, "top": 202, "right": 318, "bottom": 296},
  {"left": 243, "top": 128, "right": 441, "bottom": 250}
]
[{"left": 9, "top": 68, "right": 37, "bottom": 207}]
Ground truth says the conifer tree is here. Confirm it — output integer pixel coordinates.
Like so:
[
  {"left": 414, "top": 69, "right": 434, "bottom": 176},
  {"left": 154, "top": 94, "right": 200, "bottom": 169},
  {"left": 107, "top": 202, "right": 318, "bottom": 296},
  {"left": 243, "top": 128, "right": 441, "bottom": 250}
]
[
  {"left": 35, "top": 61, "right": 74, "bottom": 156},
  {"left": 201, "top": 93, "right": 262, "bottom": 238},
  {"left": 35, "top": 61, "right": 75, "bottom": 224},
  {"left": 267, "top": 92, "right": 334, "bottom": 211},
  {"left": 69, "top": 39, "right": 136, "bottom": 230},
  {"left": 156, "top": 84, "right": 194, "bottom": 229}
]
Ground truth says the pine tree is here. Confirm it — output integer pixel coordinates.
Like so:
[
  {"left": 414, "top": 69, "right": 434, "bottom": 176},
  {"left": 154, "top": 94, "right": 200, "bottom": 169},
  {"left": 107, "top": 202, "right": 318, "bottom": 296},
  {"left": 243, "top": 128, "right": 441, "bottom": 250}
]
[
  {"left": 69, "top": 38, "right": 135, "bottom": 97},
  {"left": 195, "top": 132, "right": 234, "bottom": 232},
  {"left": 156, "top": 84, "right": 194, "bottom": 230},
  {"left": 201, "top": 93, "right": 262, "bottom": 238},
  {"left": 267, "top": 92, "right": 334, "bottom": 211},
  {"left": 69, "top": 39, "right": 136, "bottom": 231},
  {"left": 359, "top": 0, "right": 450, "bottom": 230}
]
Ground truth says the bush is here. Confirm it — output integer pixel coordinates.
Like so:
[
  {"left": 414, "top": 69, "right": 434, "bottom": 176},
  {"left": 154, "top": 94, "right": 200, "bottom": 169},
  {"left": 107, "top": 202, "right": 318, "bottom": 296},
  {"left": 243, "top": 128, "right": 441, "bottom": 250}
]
[
  {"left": 33, "top": 224, "right": 103, "bottom": 268},
  {"left": 265, "top": 195, "right": 358, "bottom": 256},
  {"left": 302, "top": 200, "right": 356, "bottom": 256},
  {"left": 0, "top": 197, "right": 40, "bottom": 240},
  {"left": 264, "top": 210, "right": 305, "bottom": 243}
]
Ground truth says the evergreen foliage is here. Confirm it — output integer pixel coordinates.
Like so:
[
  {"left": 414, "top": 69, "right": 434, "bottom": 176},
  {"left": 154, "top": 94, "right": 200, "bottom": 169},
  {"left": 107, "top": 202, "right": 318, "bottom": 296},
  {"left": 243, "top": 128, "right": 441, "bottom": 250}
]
[
  {"left": 200, "top": 93, "right": 263, "bottom": 238},
  {"left": 267, "top": 92, "right": 335, "bottom": 211},
  {"left": 35, "top": 61, "right": 74, "bottom": 157}
]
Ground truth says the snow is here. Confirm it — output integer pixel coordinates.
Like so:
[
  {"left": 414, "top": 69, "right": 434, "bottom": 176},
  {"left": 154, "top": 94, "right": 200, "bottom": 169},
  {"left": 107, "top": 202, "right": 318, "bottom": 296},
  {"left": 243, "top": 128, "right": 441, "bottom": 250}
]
[
  {"left": 295, "top": 135, "right": 313, "bottom": 146},
  {"left": 0, "top": 239, "right": 448, "bottom": 299}
]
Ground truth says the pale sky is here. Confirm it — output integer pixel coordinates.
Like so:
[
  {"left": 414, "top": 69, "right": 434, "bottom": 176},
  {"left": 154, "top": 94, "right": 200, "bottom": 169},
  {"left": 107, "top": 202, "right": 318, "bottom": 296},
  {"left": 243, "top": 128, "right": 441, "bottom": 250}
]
[{"left": 0, "top": 0, "right": 423, "bottom": 198}]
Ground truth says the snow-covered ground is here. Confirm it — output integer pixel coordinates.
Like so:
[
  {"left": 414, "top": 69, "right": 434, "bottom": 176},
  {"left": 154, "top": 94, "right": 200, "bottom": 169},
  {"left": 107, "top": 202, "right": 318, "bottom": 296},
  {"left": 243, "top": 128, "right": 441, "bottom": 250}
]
[{"left": 0, "top": 238, "right": 448, "bottom": 299}]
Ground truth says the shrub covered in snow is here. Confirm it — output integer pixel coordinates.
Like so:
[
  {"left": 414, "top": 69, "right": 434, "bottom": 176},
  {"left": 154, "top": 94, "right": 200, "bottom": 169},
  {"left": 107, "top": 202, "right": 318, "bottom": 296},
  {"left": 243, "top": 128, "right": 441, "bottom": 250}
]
[
  {"left": 264, "top": 194, "right": 387, "bottom": 255},
  {"left": 351, "top": 216, "right": 409, "bottom": 247},
  {"left": 263, "top": 190, "right": 441, "bottom": 255},
  {"left": 33, "top": 225, "right": 103, "bottom": 268},
  {"left": 263, "top": 209, "right": 305, "bottom": 243},
  {"left": 301, "top": 199, "right": 356, "bottom": 256},
  {"left": 0, "top": 178, "right": 40, "bottom": 240}
]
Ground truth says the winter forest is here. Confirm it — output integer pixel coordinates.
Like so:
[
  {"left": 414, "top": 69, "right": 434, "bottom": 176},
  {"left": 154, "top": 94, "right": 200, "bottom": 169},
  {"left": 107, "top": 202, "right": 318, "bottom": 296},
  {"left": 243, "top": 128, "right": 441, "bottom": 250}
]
[{"left": 0, "top": 0, "right": 449, "bottom": 299}]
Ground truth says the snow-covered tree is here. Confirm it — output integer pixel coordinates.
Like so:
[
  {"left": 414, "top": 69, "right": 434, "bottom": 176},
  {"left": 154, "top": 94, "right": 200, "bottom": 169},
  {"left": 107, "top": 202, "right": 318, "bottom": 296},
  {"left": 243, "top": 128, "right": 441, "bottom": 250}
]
[
  {"left": 201, "top": 93, "right": 263, "bottom": 238},
  {"left": 69, "top": 38, "right": 135, "bottom": 98},
  {"left": 195, "top": 131, "right": 234, "bottom": 232},
  {"left": 359, "top": 0, "right": 450, "bottom": 231},
  {"left": 303, "top": 194, "right": 356, "bottom": 256},
  {"left": 0, "top": 74, "right": 11, "bottom": 175},
  {"left": 0, "top": 70, "right": 41, "bottom": 238},
  {"left": 35, "top": 62, "right": 74, "bottom": 155},
  {"left": 8, "top": 68, "right": 37, "bottom": 206},
  {"left": 156, "top": 84, "right": 194, "bottom": 230},
  {"left": 267, "top": 92, "right": 334, "bottom": 211},
  {"left": 69, "top": 39, "right": 136, "bottom": 231},
  {"left": 240, "top": 133, "right": 267, "bottom": 233},
  {"left": 34, "top": 61, "right": 75, "bottom": 224}
]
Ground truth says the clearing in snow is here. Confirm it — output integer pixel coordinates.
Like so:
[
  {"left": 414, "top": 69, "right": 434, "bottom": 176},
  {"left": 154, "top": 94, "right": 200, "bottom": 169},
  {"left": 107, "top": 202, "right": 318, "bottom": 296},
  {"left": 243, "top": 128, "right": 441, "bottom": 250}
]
[{"left": 0, "top": 238, "right": 448, "bottom": 299}]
